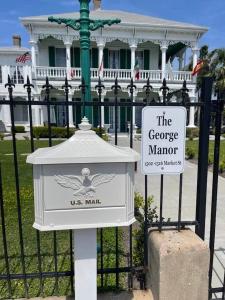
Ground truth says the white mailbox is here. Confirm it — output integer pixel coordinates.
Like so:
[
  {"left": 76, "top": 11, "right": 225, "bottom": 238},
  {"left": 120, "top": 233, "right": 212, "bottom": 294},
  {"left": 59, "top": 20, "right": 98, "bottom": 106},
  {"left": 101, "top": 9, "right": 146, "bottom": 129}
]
[{"left": 27, "top": 117, "right": 140, "bottom": 231}]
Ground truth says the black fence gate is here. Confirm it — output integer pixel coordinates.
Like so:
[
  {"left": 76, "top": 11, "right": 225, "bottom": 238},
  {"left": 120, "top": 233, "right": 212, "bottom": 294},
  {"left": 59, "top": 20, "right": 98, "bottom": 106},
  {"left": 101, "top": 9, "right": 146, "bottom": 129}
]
[{"left": 0, "top": 75, "right": 224, "bottom": 299}]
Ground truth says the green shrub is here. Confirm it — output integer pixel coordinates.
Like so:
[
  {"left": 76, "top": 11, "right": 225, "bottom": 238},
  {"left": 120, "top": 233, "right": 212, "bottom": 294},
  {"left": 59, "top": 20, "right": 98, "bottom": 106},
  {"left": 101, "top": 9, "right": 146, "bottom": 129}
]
[
  {"left": 14, "top": 125, "right": 25, "bottom": 133},
  {"left": 133, "top": 193, "right": 158, "bottom": 268},
  {"left": 92, "top": 127, "right": 109, "bottom": 141},
  {"left": 136, "top": 128, "right": 141, "bottom": 134},
  {"left": 23, "top": 136, "right": 30, "bottom": 141},
  {"left": 208, "top": 157, "right": 213, "bottom": 165},
  {"left": 0, "top": 133, "right": 4, "bottom": 141},
  {"left": 186, "top": 147, "right": 195, "bottom": 159},
  {"left": 92, "top": 127, "right": 106, "bottom": 136},
  {"left": 186, "top": 128, "right": 199, "bottom": 139},
  {"left": 219, "top": 161, "right": 225, "bottom": 173},
  {"left": 33, "top": 126, "right": 76, "bottom": 139}
]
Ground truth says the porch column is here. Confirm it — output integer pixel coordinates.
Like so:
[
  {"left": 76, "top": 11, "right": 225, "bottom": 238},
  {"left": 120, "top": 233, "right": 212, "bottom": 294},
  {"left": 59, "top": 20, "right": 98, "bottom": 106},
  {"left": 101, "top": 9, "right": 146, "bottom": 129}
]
[
  {"left": 187, "top": 97, "right": 196, "bottom": 128},
  {"left": 129, "top": 42, "right": 137, "bottom": 78},
  {"left": 33, "top": 96, "right": 41, "bottom": 126},
  {"left": 30, "top": 40, "right": 37, "bottom": 68},
  {"left": 97, "top": 40, "right": 105, "bottom": 78},
  {"left": 97, "top": 40, "right": 105, "bottom": 128},
  {"left": 65, "top": 42, "right": 72, "bottom": 80},
  {"left": 2, "top": 98, "right": 11, "bottom": 132},
  {"left": 68, "top": 93, "right": 75, "bottom": 127},
  {"left": 192, "top": 46, "right": 199, "bottom": 71},
  {"left": 133, "top": 95, "right": 136, "bottom": 127},
  {"left": 161, "top": 42, "right": 168, "bottom": 80}
]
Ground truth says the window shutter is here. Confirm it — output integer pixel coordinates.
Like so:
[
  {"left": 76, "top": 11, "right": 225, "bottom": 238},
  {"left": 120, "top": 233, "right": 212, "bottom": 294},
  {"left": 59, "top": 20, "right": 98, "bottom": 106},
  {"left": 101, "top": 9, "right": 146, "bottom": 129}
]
[
  {"left": 49, "top": 46, "right": 55, "bottom": 67},
  {"left": 144, "top": 50, "right": 150, "bottom": 70},
  {"left": 103, "top": 48, "right": 109, "bottom": 68},
  {"left": 92, "top": 48, "right": 98, "bottom": 68},
  {"left": 120, "top": 49, "right": 126, "bottom": 69},
  {"left": 71, "top": 48, "right": 74, "bottom": 67},
  {"left": 127, "top": 49, "right": 131, "bottom": 69},
  {"left": 74, "top": 48, "right": 81, "bottom": 68}
]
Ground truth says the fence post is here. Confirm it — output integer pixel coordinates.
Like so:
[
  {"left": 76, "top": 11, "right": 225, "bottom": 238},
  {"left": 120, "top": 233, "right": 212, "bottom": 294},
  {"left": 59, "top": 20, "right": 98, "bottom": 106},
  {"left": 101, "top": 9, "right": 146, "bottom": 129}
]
[{"left": 195, "top": 77, "right": 213, "bottom": 239}]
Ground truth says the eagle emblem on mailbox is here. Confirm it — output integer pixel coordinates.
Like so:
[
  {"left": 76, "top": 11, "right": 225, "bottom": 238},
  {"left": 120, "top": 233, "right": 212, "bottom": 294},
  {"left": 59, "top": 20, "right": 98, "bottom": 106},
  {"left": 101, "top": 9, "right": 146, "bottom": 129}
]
[{"left": 55, "top": 168, "right": 115, "bottom": 197}]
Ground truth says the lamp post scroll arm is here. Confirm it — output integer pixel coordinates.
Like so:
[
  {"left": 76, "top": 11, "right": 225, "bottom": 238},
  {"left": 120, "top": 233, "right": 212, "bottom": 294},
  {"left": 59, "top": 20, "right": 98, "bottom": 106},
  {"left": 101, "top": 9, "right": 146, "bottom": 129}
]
[
  {"left": 89, "top": 19, "right": 121, "bottom": 31},
  {"left": 48, "top": 16, "right": 81, "bottom": 31}
]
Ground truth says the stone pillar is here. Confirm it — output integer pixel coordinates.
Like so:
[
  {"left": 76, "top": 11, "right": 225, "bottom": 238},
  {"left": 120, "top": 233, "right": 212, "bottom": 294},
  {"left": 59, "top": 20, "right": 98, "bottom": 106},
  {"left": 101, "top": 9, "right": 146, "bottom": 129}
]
[
  {"left": 129, "top": 42, "right": 137, "bottom": 78},
  {"left": 65, "top": 42, "right": 72, "bottom": 79},
  {"left": 147, "top": 229, "right": 209, "bottom": 300},
  {"left": 30, "top": 40, "right": 37, "bottom": 68},
  {"left": 161, "top": 42, "right": 168, "bottom": 81},
  {"left": 97, "top": 40, "right": 105, "bottom": 78},
  {"left": 68, "top": 93, "right": 75, "bottom": 127}
]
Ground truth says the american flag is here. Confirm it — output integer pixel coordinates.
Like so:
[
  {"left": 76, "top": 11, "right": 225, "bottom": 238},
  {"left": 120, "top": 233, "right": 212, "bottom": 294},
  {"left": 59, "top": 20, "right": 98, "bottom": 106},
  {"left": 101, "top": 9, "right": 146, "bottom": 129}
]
[{"left": 16, "top": 52, "right": 31, "bottom": 64}]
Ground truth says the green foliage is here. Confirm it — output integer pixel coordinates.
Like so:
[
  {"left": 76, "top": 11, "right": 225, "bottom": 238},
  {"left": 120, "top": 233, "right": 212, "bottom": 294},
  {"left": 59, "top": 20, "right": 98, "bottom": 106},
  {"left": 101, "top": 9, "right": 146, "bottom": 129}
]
[
  {"left": 33, "top": 126, "right": 76, "bottom": 139},
  {"left": 14, "top": 125, "right": 25, "bottom": 133},
  {"left": 208, "top": 157, "right": 213, "bottom": 165},
  {"left": 219, "top": 161, "right": 225, "bottom": 173},
  {"left": 186, "top": 147, "right": 195, "bottom": 159},
  {"left": 186, "top": 128, "right": 199, "bottom": 139},
  {"left": 92, "top": 127, "right": 109, "bottom": 141},
  {"left": 133, "top": 192, "right": 158, "bottom": 267},
  {"left": 136, "top": 128, "right": 141, "bottom": 134},
  {"left": 0, "top": 133, "right": 4, "bottom": 140}
]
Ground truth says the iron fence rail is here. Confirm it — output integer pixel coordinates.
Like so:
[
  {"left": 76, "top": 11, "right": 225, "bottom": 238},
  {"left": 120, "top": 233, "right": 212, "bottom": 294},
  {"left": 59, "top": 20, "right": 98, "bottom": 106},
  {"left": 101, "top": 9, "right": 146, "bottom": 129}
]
[{"left": 0, "top": 75, "right": 223, "bottom": 300}]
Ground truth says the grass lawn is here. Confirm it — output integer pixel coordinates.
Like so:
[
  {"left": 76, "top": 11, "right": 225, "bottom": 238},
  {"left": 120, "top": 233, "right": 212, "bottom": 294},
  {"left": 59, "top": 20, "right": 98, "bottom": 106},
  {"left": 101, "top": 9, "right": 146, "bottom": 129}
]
[
  {"left": 0, "top": 140, "right": 127, "bottom": 299},
  {"left": 186, "top": 140, "right": 225, "bottom": 166}
]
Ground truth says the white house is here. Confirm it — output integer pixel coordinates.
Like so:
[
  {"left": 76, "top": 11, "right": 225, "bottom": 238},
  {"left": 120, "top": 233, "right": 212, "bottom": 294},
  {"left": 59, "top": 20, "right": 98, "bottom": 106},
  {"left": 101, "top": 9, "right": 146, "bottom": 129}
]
[{"left": 0, "top": 0, "right": 207, "bottom": 132}]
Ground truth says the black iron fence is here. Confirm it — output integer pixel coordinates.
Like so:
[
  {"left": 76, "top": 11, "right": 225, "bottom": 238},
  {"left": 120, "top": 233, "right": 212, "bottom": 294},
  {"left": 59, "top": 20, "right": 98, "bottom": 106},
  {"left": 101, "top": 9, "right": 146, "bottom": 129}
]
[{"left": 0, "top": 75, "right": 224, "bottom": 299}]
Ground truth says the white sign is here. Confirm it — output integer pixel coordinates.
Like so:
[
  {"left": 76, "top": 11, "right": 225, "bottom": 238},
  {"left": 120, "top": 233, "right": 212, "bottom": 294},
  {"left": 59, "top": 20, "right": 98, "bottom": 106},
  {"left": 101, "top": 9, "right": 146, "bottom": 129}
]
[{"left": 141, "top": 106, "right": 186, "bottom": 175}]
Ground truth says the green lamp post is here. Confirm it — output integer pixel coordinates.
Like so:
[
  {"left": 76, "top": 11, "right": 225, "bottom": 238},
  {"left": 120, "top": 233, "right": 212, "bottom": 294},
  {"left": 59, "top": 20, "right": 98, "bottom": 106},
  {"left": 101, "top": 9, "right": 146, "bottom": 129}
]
[{"left": 49, "top": 0, "right": 121, "bottom": 122}]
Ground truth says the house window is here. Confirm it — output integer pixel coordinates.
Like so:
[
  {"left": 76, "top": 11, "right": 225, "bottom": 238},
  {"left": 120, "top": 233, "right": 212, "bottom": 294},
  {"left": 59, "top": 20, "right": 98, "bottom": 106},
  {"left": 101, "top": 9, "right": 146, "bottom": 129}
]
[
  {"left": 10, "top": 66, "right": 24, "bottom": 84},
  {"left": 49, "top": 47, "right": 66, "bottom": 67},
  {"left": 109, "top": 50, "right": 120, "bottom": 69},
  {"left": 14, "top": 97, "right": 28, "bottom": 122},
  {"left": 55, "top": 48, "right": 66, "bottom": 67},
  {"left": 135, "top": 51, "right": 144, "bottom": 69}
]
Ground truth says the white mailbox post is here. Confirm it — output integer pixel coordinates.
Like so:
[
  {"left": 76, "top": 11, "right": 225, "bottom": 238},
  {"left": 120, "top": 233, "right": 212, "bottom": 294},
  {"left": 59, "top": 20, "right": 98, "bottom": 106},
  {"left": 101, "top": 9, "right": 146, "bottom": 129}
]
[{"left": 27, "top": 117, "right": 140, "bottom": 300}]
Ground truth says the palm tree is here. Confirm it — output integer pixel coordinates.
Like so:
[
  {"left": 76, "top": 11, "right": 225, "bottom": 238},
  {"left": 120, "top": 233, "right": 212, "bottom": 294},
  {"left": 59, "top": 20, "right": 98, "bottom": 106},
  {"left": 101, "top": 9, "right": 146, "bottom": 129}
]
[{"left": 208, "top": 48, "right": 225, "bottom": 95}]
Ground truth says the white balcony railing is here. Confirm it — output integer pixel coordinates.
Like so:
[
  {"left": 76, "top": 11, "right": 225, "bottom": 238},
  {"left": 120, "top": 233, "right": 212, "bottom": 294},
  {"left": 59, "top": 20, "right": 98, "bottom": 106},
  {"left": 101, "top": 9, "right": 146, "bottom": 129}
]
[
  {"left": 35, "top": 67, "right": 193, "bottom": 83},
  {"left": 35, "top": 66, "right": 67, "bottom": 79},
  {"left": 0, "top": 66, "right": 193, "bottom": 85}
]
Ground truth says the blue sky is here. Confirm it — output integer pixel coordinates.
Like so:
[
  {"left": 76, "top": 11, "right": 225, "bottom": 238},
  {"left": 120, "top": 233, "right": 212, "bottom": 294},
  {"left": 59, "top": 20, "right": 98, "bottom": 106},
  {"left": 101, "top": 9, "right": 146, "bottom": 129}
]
[{"left": 0, "top": 0, "right": 224, "bottom": 49}]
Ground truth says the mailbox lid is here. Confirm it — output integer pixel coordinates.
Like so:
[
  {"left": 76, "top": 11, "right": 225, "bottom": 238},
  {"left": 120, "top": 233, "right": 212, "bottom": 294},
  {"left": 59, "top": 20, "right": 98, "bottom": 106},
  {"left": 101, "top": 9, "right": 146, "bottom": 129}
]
[{"left": 27, "top": 117, "right": 140, "bottom": 165}]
